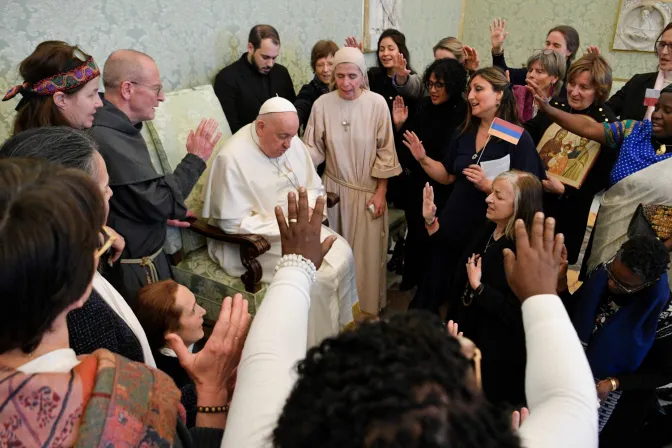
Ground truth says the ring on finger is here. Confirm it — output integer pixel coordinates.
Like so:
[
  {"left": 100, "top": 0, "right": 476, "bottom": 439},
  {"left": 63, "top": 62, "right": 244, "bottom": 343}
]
[{"left": 289, "top": 218, "right": 298, "bottom": 223}]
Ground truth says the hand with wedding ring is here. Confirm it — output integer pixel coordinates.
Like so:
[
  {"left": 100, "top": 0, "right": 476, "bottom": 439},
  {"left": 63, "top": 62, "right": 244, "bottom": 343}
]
[
  {"left": 275, "top": 187, "right": 336, "bottom": 269},
  {"left": 466, "top": 253, "right": 482, "bottom": 290}
]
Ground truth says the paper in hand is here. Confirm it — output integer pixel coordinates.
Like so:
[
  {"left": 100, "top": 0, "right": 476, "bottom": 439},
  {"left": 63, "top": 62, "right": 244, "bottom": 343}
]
[{"left": 481, "top": 154, "right": 511, "bottom": 180}]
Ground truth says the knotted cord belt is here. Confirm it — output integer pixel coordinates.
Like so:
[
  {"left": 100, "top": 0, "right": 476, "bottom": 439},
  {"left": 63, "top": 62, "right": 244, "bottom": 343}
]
[
  {"left": 324, "top": 171, "right": 376, "bottom": 194},
  {"left": 120, "top": 247, "right": 163, "bottom": 285}
]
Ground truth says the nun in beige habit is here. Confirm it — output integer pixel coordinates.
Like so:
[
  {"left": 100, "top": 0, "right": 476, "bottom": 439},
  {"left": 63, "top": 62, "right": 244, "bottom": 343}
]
[{"left": 304, "top": 47, "right": 401, "bottom": 316}]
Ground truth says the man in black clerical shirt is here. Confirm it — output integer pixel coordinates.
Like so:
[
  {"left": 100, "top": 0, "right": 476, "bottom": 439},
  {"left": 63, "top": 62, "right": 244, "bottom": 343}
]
[{"left": 214, "top": 24, "right": 296, "bottom": 133}]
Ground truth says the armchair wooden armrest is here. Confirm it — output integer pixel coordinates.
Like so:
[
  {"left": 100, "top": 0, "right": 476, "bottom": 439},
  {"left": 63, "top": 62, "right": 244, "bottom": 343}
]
[
  {"left": 327, "top": 192, "right": 340, "bottom": 208},
  {"left": 186, "top": 217, "right": 271, "bottom": 293}
]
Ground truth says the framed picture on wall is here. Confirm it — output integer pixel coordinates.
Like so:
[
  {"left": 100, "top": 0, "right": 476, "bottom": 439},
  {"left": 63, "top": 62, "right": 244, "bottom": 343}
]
[
  {"left": 363, "top": 0, "right": 402, "bottom": 53},
  {"left": 612, "top": 0, "right": 672, "bottom": 52}
]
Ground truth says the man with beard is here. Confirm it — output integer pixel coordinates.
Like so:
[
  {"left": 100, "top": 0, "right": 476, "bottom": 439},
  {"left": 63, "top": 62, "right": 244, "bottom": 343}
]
[{"left": 214, "top": 25, "right": 296, "bottom": 133}]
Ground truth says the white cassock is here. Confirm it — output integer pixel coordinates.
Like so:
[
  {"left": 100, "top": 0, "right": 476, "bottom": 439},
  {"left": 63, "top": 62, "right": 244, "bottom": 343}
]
[{"left": 202, "top": 122, "right": 359, "bottom": 347}]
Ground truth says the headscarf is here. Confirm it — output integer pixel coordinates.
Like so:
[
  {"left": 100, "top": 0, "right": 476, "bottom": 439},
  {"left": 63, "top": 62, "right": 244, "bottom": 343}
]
[{"left": 332, "top": 47, "right": 369, "bottom": 90}]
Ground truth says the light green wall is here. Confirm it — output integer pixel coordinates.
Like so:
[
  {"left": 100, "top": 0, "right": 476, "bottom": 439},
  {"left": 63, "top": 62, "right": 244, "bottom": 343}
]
[
  {"left": 0, "top": 0, "right": 463, "bottom": 140},
  {"left": 461, "top": 0, "right": 659, "bottom": 94},
  {"left": 402, "top": 0, "right": 464, "bottom": 74}
]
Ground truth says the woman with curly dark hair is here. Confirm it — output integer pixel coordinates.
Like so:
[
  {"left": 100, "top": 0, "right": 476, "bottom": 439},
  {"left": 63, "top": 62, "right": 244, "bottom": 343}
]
[{"left": 391, "top": 58, "right": 468, "bottom": 290}]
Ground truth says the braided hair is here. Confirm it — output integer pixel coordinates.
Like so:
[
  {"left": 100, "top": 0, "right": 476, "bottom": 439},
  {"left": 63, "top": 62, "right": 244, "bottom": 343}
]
[{"left": 273, "top": 311, "right": 520, "bottom": 448}]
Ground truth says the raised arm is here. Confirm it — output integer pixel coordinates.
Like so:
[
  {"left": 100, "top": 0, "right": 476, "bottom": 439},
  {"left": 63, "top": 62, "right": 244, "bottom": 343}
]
[
  {"left": 222, "top": 189, "right": 336, "bottom": 447},
  {"left": 530, "top": 81, "right": 608, "bottom": 145},
  {"left": 402, "top": 130, "right": 455, "bottom": 185}
]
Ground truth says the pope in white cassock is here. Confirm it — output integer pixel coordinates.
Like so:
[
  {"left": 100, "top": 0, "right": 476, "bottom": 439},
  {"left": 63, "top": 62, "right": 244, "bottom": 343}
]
[{"left": 202, "top": 97, "right": 359, "bottom": 346}]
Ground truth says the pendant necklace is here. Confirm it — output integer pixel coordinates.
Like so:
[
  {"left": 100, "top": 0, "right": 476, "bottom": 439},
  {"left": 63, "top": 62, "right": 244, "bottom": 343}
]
[
  {"left": 483, "top": 229, "right": 501, "bottom": 253},
  {"left": 268, "top": 155, "right": 302, "bottom": 190},
  {"left": 340, "top": 99, "right": 352, "bottom": 131}
]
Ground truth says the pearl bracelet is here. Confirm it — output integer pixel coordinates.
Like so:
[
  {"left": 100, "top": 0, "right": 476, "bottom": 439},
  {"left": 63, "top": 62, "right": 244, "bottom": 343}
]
[{"left": 275, "top": 254, "right": 317, "bottom": 284}]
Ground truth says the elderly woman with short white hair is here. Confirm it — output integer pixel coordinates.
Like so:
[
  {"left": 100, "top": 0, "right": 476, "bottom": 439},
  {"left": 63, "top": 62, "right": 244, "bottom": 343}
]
[{"left": 304, "top": 47, "right": 402, "bottom": 317}]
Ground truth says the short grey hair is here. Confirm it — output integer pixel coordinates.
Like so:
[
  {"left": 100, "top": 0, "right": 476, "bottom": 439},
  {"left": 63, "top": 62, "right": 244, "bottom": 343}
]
[
  {"left": 0, "top": 126, "right": 99, "bottom": 178},
  {"left": 526, "top": 51, "right": 567, "bottom": 97}
]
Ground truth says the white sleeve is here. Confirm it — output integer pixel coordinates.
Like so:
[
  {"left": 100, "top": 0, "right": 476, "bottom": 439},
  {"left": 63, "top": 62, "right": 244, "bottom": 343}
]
[
  {"left": 221, "top": 266, "right": 311, "bottom": 448},
  {"left": 215, "top": 213, "right": 281, "bottom": 237},
  {"left": 518, "top": 294, "right": 598, "bottom": 448}
]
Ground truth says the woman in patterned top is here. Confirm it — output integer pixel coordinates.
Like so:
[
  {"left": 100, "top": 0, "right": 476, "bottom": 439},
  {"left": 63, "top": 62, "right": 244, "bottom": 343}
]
[
  {"left": 558, "top": 236, "right": 671, "bottom": 447},
  {"left": 529, "top": 82, "right": 672, "bottom": 287}
]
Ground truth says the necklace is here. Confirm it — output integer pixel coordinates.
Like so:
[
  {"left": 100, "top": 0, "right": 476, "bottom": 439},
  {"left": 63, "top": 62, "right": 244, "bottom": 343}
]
[
  {"left": 484, "top": 229, "right": 502, "bottom": 253},
  {"left": 340, "top": 98, "right": 352, "bottom": 130},
  {"left": 472, "top": 127, "right": 492, "bottom": 161},
  {"left": 268, "top": 155, "right": 302, "bottom": 190}
]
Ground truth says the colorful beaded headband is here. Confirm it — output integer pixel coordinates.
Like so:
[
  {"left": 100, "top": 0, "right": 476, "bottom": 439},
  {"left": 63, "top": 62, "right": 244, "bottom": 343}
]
[{"left": 2, "top": 57, "right": 100, "bottom": 102}]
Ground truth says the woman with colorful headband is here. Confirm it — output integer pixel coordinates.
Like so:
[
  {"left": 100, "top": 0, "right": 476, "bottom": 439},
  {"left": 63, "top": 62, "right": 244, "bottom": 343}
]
[{"left": 3, "top": 41, "right": 103, "bottom": 134}]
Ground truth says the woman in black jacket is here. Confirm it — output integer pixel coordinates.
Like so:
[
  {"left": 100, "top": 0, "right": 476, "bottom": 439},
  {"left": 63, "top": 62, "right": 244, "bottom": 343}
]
[
  {"left": 391, "top": 58, "right": 468, "bottom": 290},
  {"left": 295, "top": 40, "right": 339, "bottom": 129},
  {"left": 447, "top": 170, "right": 543, "bottom": 407},
  {"left": 607, "top": 22, "right": 672, "bottom": 120},
  {"left": 525, "top": 53, "right": 618, "bottom": 264}
]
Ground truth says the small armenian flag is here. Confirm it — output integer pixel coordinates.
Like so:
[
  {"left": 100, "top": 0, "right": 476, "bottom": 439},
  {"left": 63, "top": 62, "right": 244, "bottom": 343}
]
[
  {"left": 488, "top": 117, "right": 524, "bottom": 145},
  {"left": 644, "top": 88, "right": 660, "bottom": 107}
]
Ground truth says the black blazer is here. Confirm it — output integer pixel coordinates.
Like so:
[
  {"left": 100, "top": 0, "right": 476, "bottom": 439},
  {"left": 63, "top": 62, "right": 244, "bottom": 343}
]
[
  {"left": 213, "top": 54, "right": 296, "bottom": 134},
  {"left": 294, "top": 75, "right": 329, "bottom": 128},
  {"left": 606, "top": 72, "right": 658, "bottom": 121}
]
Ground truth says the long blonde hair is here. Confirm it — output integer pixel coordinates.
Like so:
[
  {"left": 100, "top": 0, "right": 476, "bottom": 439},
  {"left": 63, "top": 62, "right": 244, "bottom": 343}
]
[{"left": 493, "top": 170, "right": 543, "bottom": 239}]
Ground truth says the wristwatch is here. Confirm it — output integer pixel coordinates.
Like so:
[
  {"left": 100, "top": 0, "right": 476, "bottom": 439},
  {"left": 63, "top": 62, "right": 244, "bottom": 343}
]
[{"left": 474, "top": 284, "right": 485, "bottom": 295}]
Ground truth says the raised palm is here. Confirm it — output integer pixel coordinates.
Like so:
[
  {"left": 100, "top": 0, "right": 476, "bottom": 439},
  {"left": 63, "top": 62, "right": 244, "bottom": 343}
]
[
  {"left": 422, "top": 182, "right": 437, "bottom": 222},
  {"left": 392, "top": 96, "right": 408, "bottom": 129},
  {"left": 489, "top": 18, "right": 510, "bottom": 52}
]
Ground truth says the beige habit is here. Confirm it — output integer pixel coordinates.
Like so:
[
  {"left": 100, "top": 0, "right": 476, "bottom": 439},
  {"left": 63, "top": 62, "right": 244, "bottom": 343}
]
[{"left": 304, "top": 49, "right": 401, "bottom": 314}]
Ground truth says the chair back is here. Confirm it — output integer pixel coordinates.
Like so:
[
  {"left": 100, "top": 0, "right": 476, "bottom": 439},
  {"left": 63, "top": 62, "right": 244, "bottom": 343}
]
[{"left": 142, "top": 85, "right": 233, "bottom": 254}]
